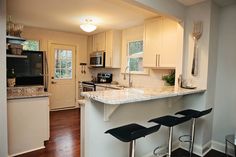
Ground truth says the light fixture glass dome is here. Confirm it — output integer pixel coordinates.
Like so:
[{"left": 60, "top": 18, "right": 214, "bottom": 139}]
[
  {"left": 80, "top": 19, "right": 97, "bottom": 33},
  {"left": 80, "top": 24, "right": 97, "bottom": 33}
]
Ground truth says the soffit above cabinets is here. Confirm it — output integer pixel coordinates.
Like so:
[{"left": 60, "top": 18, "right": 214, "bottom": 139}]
[
  {"left": 7, "top": 0, "right": 157, "bottom": 35},
  {"left": 177, "top": 0, "right": 236, "bottom": 6}
]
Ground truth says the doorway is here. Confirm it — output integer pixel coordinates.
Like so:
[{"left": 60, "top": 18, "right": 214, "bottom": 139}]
[{"left": 49, "top": 43, "right": 76, "bottom": 110}]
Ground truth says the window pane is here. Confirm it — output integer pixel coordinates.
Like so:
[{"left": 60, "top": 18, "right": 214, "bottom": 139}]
[
  {"left": 61, "top": 69, "right": 66, "bottom": 77},
  {"left": 128, "top": 41, "right": 143, "bottom": 55},
  {"left": 23, "top": 40, "right": 40, "bottom": 51},
  {"left": 55, "top": 60, "right": 60, "bottom": 68},
  {"left": 66, "top": 69, "right": 72, "bottom": 78},
  {"left": 67, "top": 61, "right": 72, "bottom": 69},
  {"left": 129, "top": 57, "right": 144, "bottom": 72},
  {"left": 55, "top": 69, "right": 61, "bottom": 79},
  {"left": 67, "top": 51, "right": 72, "bottom": 58},
  {"left": 54, "top": 49, "right": 73, "bottom": 79},
  {"left": 61, "top": 60, "right": 67, "bottom": 68},
  {"left": 59, "top": 50, "right": 67, "bottom": 59}
]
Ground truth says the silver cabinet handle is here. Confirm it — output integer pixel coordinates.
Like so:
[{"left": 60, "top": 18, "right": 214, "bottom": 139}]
[
  {"left": 155, "top": 54, "right": 158, "bottom": 67},
  {"left": 157, "top": 54, "right": 160, "bottom": 67}
]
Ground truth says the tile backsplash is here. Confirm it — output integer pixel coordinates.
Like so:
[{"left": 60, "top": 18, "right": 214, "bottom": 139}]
[{"left": 89, "top": 68, "right": 172, "bottom": 88}]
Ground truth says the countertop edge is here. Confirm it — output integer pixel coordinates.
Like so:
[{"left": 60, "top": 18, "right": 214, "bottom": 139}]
[
  {"left": 81, "top": 88, "right": 206, "bottom": 105},
  {"left": 7, "top": 92, "right": 51, "bottom": 100}
]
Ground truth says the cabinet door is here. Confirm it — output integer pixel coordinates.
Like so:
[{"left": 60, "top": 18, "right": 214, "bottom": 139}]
[
  {"left": 105, "top": 30, "right": 122, "bottom": 68},
  {"left": 93, "top": 32, "right": 106, "bottom": 51},
  {"left": 105, "top": 31, "right": 113, "bottom": 67},
  {"left": 8, "top": 97, "right": 50, "bottom": 155},
  {"left": 87, "top": 36, "right": 93, "bottom": 63},
  {"left": 160, "top": 18, "right": 177, "bottom": 68},
  {"left": 143, "top": 18, "right": 162, "bottom": 68}
]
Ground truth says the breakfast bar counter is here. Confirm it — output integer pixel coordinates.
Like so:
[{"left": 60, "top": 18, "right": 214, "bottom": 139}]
[
  {"left": 80, "top": 86, "right": 206, "bottom": 157},
  {"left": 81, "top": 86, "right": 206, "bottom": 105}
]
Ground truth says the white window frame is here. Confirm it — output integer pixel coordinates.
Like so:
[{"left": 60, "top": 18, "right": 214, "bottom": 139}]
[{"left": 126, "top": 40, "right": 149, "bottom": 75}]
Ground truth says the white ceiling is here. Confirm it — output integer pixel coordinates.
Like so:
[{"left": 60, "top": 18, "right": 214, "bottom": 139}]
[
  {"left": 177, "top": 0, "right": 236, "bottom": 6},
  {"left": 7, "top": 0, "right": 157, "bottom": 35}
]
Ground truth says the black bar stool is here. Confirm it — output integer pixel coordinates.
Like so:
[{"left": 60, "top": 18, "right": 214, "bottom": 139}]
[
  {"left": 148, "top": 115, "right": 191, "bottom": 157},
  {"left": 175, "top": 108, "right": 212, "bottom": 157},
  {"left": 105, "top": 123, "right": 161, "bottom": 157}
]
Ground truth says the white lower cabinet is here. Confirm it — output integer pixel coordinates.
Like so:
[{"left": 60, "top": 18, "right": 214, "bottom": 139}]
[{"left": 8, "top": 97, "right": 50, "bottom": 156}]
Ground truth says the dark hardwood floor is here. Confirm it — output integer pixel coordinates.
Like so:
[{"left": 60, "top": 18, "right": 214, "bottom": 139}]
[
  {"left": 17, "top": 109, "right": 226, "bottom": 157},
  {"left": 172, "top": 148, "right": 227, "bottom": 157}
]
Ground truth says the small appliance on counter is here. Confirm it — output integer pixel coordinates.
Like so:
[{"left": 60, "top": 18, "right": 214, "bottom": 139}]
[
  {"left": 81, "top": 73, "right": 113, "bottom": 92},
  {"left": 97, "top": 73, "right": 112, "bottom": 83}
]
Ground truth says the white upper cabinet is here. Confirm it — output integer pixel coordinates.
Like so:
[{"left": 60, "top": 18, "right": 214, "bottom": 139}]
[
  {"left": 105, "top": 30, "right": 122, "bottom": 68},
  {"left": 143, "top": 17, "right": 179, "bottom": 68},
  {"left": 88, "top": 30, "right": 122, "bottom": 68},
  {"left": 92, "top": 32, "right": 106, "bottom": 52}
]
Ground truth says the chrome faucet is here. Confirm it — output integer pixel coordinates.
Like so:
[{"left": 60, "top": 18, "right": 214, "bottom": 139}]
[{"left": 124, "top": 66, "right": 132, "bottom": 88}]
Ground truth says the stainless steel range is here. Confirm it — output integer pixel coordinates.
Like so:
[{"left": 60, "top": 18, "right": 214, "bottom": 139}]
[{"left": 81, "top": 73, "right": 113, "bottom": 92}]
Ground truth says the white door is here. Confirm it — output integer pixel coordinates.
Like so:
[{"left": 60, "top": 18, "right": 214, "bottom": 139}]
[{"left": 49, "top": 44, "right": 76, "bottom": 110}]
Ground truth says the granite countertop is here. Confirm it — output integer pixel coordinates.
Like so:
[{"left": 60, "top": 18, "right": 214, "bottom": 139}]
[
  {"left": 81, "top": 86, "right": 206, "bottom": 105},
  {"left": 7, "top": 86, "right": 51, "bottom": 100},
  {"left": 95, "top": 83, "right": 123, "bottom": 90},
  {"left": 7, "top": 92, "right": 51, "bottom": 100}
]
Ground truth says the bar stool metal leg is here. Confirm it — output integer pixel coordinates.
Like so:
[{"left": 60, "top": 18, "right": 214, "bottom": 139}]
[
  {"left": 167, "top": 127, "right": 173, "bottom": 157},
  {"left": 225, "top": 139, "right": 228, "bottom": 157},
  {"left": 189, "top": 118, "right": 196, "bottom": 157},
  {"left": 129, "top": 140, "right": 136, "bottom": 157}
]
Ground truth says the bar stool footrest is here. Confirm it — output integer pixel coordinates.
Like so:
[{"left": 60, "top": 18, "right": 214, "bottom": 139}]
[
  {"left": 153, "top": 145, "right": 164, "bottom": 156},
  {"left": 179, "top": 135, "right": 191, "bottom": 143}
]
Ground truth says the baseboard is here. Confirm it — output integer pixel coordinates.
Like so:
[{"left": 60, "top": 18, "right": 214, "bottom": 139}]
[
  {"left": 179, "top": 140, "right": 211, "bottom": 156},
  {"left": 211, "top": 140, "right": 234, "bottom": 156},
  {"left": 142, "top": 140, "right": 180, "bottom": 157},
  {"left": 8, "top": 146, "right": 45, "bottom": 157},
  {"left": 50, "top": 106, "right": 79, "bottom": 111}
]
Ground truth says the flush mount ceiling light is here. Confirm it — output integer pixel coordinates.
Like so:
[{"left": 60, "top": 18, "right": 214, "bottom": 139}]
[{"left": 80, "top": 19, "right": 97, "bottom": 33}]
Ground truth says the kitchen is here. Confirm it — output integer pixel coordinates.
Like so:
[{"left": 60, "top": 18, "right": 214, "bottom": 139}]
[{"left": 1, "top": 0, "right": 236, "bottom": 157}]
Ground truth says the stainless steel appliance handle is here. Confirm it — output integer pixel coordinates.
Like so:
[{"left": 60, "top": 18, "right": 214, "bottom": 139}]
[{"left": 44, "top": 52, "right": 49, "bottom": 91}]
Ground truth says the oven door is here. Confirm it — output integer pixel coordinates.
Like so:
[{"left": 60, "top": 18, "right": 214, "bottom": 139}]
[{"left": 81, "top": 84, "right": 95, "bottom": 92}]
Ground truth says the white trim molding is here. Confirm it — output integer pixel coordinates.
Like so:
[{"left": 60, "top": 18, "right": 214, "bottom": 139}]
[
  {"left": 180, "top": 140, "right": 212, "bottom": 157},
  {"left": 211, "top": 140, "right": 234, "bottom": 157},
  {"left": 8, "top": 146, "right": 45, "bottom": 157}
]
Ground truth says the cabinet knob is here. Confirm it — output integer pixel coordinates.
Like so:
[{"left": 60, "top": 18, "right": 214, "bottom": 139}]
[{"left": 51, "top": 81, "right": 57, "bottom": 84}]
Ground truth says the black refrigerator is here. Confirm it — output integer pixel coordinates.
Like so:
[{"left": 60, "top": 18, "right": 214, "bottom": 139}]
[{"left": 7, "top": 50, "right": 48, "bottom": 90}]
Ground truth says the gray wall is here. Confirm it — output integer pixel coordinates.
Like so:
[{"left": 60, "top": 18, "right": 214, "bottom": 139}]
[
  {"left": 212, "top": 4, "right": 236, "bottom": 144},
  {"left": 0, "top": 0, "right": 8, "bottom": 156}
]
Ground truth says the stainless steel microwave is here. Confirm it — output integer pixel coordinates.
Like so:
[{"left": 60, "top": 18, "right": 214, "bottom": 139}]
[{"left": 89, "top": 51, "right": 105, "bottom": 67}]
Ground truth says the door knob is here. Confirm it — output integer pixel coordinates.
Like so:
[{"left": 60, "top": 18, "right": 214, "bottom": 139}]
[{"left": 51, "top": 81, "right": 57, "bottom": 84}]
